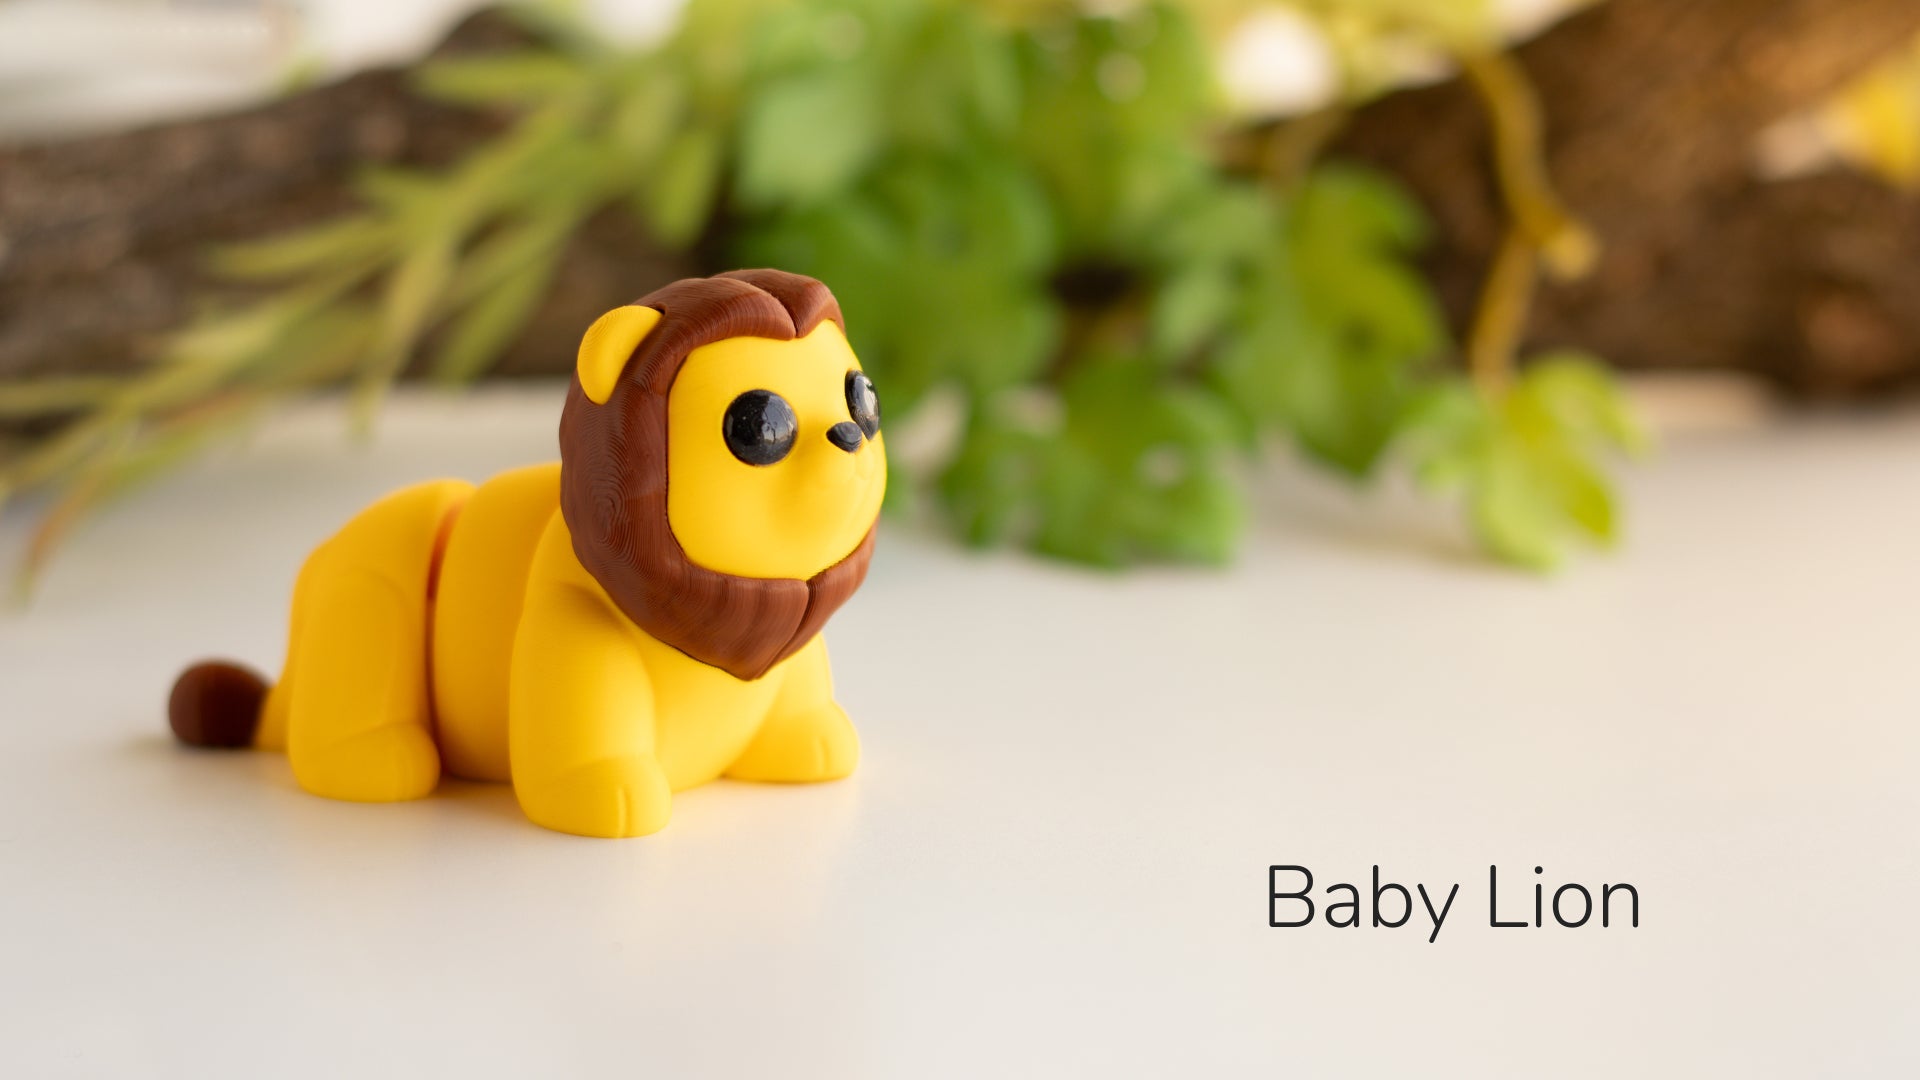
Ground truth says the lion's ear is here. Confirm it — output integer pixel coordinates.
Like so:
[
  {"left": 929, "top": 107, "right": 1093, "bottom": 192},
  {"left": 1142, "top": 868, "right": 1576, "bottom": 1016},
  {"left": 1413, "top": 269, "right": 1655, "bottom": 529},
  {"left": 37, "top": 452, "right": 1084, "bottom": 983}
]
[{"left": 576, "top": 305, "right": 663, "bottom": 404}]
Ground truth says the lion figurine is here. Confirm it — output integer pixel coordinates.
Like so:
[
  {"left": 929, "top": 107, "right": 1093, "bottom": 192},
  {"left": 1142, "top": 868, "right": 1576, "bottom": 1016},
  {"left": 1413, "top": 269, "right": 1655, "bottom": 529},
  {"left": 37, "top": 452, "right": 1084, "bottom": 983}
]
[{"left": 166, "top": 269, "right": 885, "bottom": 838}]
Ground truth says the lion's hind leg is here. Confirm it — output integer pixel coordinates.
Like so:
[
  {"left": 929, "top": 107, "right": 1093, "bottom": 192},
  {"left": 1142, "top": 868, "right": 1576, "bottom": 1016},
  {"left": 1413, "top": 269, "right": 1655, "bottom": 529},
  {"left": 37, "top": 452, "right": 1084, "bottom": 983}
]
[{"left": 284, "top": 480, "right": 472, "bottom": 803}]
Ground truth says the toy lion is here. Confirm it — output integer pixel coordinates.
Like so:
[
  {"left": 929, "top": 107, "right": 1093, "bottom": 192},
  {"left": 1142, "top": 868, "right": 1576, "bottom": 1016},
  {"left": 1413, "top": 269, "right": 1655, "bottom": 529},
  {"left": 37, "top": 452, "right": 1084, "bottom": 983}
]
[{"left": 167, "top": 269, "right": 885, "bottom": 838}]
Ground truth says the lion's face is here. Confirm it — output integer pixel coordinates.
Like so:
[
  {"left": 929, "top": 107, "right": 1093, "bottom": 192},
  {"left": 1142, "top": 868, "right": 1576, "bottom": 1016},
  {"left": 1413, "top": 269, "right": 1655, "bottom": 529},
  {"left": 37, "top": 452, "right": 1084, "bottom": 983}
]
[
  {"left": 665, "top": 321, "right": 886, "bottom": 581},
  {"left": 558, "top": 270, "right": 881, "bottom": 681}
]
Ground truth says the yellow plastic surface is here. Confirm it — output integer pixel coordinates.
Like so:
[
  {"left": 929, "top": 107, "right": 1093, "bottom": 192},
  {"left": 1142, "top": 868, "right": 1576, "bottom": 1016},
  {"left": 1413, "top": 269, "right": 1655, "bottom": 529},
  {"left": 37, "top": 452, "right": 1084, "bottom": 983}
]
[
  {"left": 508, "top": 514, "right": 858, "bottom": 838},
  {"left": 430, "top": 462, "right": 560, "bottom": 782},
  {"left": 667, "top": 322, "right": 886, "bottom": 579},
  {"left": 247, "top": 314, "right": 880, "bottom": 837},
  {"left": 575, "top": 305, "right": 662, "bottom": 404},
  {"left": 269, "top": 479, "right": 473, "bottom": 802}
]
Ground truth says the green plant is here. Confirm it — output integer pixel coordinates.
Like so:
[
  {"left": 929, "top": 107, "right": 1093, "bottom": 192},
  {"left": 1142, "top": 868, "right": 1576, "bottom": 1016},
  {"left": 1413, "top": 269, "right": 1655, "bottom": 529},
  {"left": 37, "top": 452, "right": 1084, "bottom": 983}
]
[{"left": 0, "top": 0, "right": 1641, "bottom": 586}]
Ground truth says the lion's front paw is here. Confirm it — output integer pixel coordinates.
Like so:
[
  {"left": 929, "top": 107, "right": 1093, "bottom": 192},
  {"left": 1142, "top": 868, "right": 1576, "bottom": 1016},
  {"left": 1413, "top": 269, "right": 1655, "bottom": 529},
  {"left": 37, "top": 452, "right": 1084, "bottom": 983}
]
[
  {"left": 515, "top": 754, "right": 673, "bottom": 838},
  {"left": 725, "top": 704, "right": 861, "bottom": 783}
]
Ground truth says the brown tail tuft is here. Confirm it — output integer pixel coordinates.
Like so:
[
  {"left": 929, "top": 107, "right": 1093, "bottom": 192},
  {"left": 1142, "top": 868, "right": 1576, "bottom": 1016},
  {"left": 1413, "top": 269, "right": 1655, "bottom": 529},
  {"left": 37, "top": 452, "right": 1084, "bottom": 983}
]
[{"left": 168, "top": 661, "right": 268, "bottom": 748}]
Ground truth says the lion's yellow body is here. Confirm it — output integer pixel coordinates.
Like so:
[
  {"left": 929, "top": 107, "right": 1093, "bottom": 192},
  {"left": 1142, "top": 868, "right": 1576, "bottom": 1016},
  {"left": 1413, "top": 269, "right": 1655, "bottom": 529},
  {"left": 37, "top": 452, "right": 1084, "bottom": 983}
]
[
  {"left": 250, "top": 466, "right": 858, "bottom": 837},
  {"left": 241, "top": 316, "right": 881, "bottom": 838}
]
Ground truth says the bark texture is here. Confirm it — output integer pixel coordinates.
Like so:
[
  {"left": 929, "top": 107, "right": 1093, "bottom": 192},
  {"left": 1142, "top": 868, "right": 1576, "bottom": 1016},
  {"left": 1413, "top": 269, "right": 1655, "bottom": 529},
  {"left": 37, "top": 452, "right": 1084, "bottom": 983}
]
[
  {"left": 1335, "top": 0, "right": 1920, "bottom": 397},
  {"left": 0, "top": 14, "right": 687, "bottom": 389}
]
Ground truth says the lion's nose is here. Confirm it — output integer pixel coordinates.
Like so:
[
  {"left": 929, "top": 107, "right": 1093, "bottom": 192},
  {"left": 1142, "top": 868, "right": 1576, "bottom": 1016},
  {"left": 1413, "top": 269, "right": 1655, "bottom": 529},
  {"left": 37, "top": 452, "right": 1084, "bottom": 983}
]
[{"left": 825, "top": 422, "right": 863, "bottom": 453}]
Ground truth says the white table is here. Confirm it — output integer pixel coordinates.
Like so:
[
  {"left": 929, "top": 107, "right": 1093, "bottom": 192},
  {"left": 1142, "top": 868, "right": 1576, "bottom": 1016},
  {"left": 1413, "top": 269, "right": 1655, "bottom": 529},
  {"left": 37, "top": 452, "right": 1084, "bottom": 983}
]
[{"left": 3, "top": 386, "right": 1916, "bottom": 1077}]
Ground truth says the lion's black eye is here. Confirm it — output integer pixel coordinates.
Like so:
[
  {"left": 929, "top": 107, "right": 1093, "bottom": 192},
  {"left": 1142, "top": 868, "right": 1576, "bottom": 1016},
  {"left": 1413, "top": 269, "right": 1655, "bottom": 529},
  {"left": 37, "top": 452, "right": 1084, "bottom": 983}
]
[
  {"left": 845, "top": 371, "right": 881, "bottom": 440},
  {"left": 722, "top": 390, "right": 797, "bottom": 466}
]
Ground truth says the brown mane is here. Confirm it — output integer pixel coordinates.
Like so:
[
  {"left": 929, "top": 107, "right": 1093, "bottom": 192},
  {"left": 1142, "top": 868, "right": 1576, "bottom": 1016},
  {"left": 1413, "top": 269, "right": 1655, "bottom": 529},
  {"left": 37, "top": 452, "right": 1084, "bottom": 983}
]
[{"left": 558, "top": 269, "right": 875, "bottom": 681}]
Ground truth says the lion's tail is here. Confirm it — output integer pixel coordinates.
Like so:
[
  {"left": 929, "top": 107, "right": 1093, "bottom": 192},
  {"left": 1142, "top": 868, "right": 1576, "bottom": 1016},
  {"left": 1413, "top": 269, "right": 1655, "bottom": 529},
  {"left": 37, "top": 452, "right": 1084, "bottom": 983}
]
[{"left": 168, "top": 661, "right": 269, "bottom": 748}]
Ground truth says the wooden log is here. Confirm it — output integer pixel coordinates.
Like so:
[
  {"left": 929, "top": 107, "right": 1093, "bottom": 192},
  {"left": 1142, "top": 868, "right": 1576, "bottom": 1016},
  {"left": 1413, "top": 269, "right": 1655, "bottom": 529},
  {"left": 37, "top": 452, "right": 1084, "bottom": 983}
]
[
  {"left": 1334, "top": 0, "right": 1920, "bottom": 398},
  {"left": 0, "top": 12, "right": 688, "bottom": 393}
]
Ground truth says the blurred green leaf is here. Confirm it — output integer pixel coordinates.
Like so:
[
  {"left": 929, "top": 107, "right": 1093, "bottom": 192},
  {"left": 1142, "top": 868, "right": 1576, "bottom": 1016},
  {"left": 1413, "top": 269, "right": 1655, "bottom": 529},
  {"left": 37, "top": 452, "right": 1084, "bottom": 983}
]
[
  {"left": 353, "top": 239, "right": 457, "bottom": 424},
  {"left": 430, "top": 258, "right": 558, "bottom": 384},
  {"left": 941, "top": 354, "right": 1245, "bottom": 566},
  {"left": 735, "top": 68, "right": 883, "bottom": 208},
  {"left": 1520, "top": 349, "right": 1651, "bottom": 456},
  {"left": 1210, "top": 163, "right": 1445, "bottom": 476},
  {"left": 604, "top": 64, "right": 687, "bottom": 164},
  {"left": 0, "top": 377, "right": 126, "bottom": 418},
  {"left": 644, "top": 126, "right": 725, "bottom": 246},
  {"left": 939, "top": 398, "right": 1046, "bottom": 549},
  {"left": 208, "top": 219, "right": 397, "bottom": 281},
  {"left": 353, "top": 168, "right": 443, "bottom": 220},
  {"left": 1150, "top": 264, "right": 1235, "bottom": 361},
  {"left": 415, "top": 53, "right": 587, "bottom": 108},
  {"left": 1401, "top": 358, "right": 1644, "bottom": 571}
]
